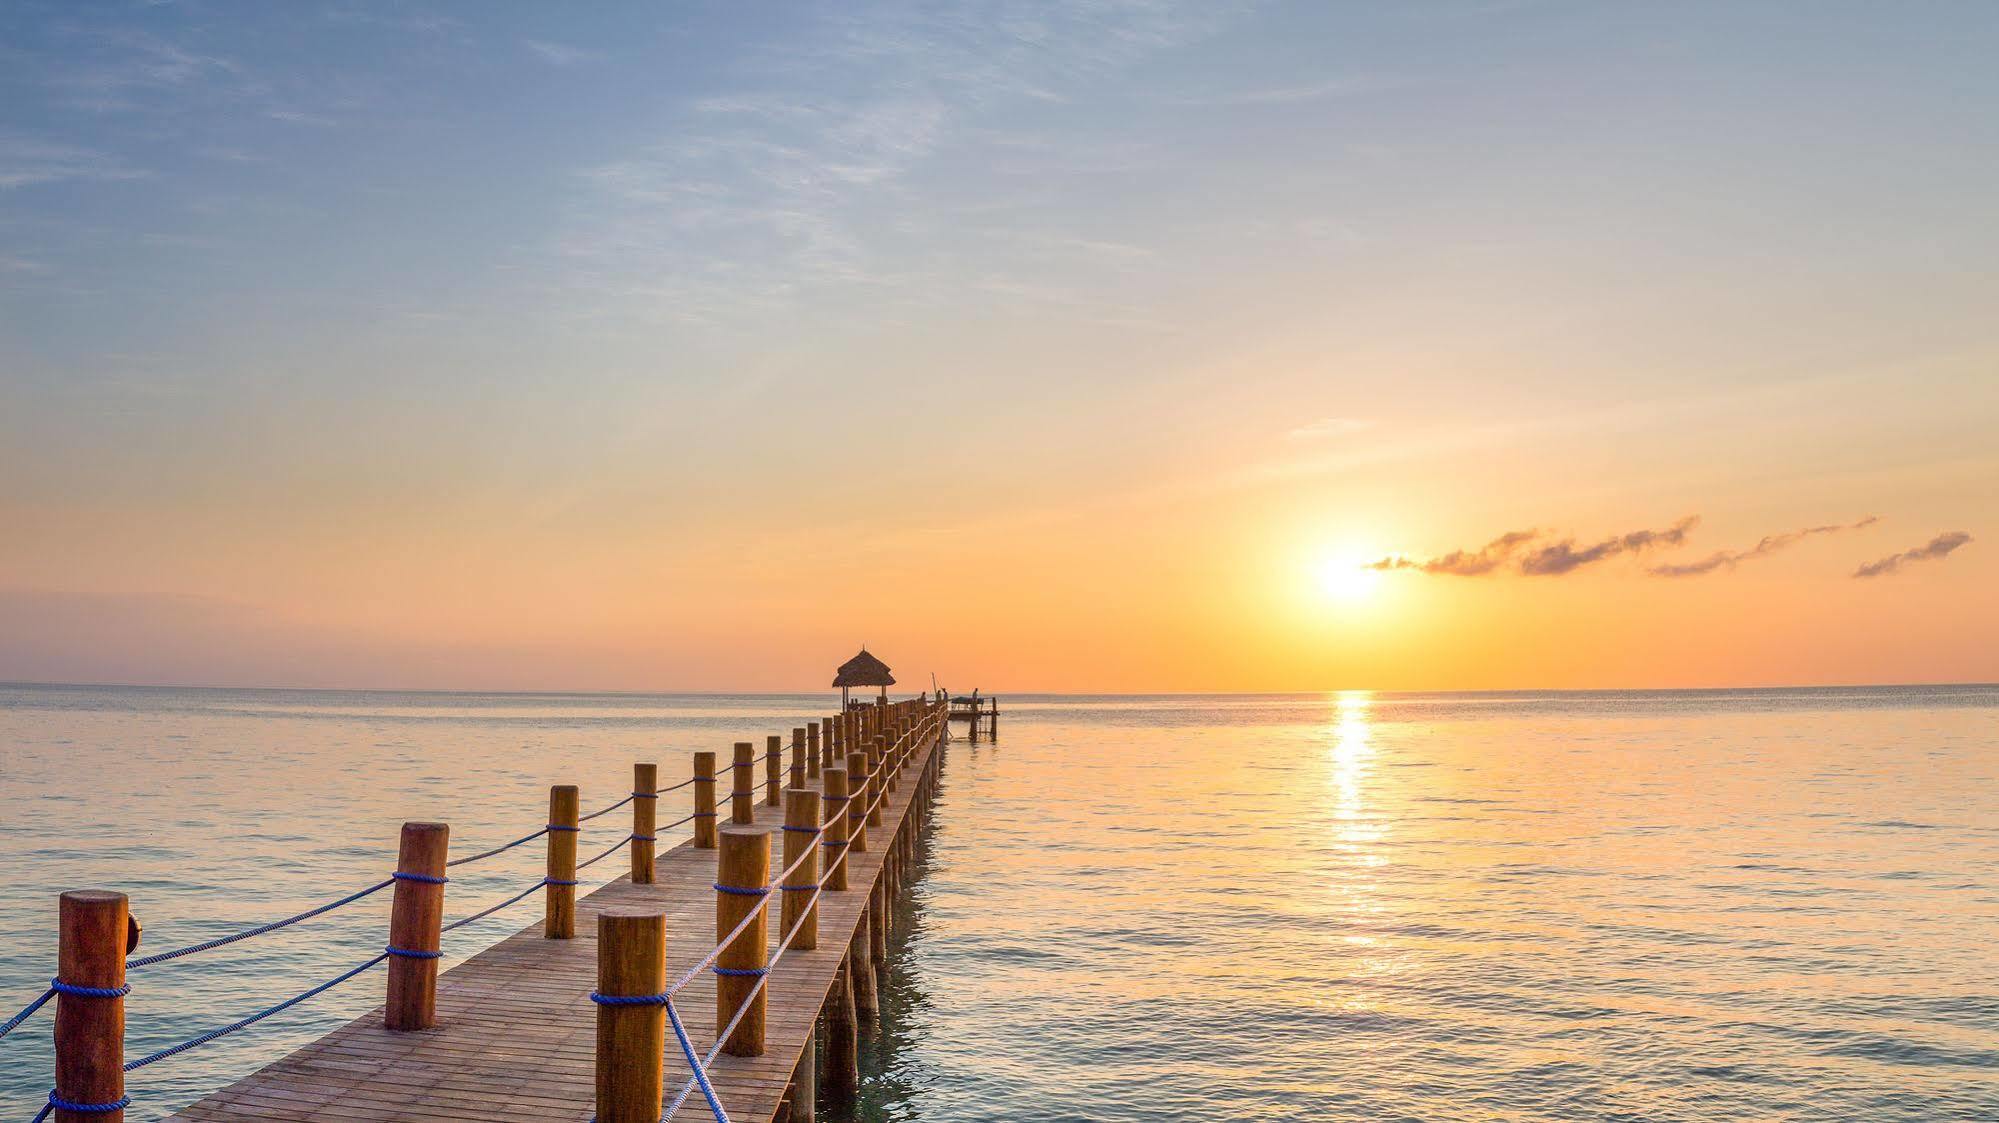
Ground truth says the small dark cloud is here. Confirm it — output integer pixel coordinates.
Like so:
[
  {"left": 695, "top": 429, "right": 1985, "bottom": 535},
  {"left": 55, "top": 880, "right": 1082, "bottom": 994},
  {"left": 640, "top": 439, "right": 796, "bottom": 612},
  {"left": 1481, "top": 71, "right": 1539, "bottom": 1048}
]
[
  {"left": 1368, "top": 529, "right": 1540, "bottom": 576},
  {"left": 1518, "top": 516, "right": 1700, "bottom": 576},
  {"left": 1650, "top": 516, "right": 1878, "bottom": 578},
  {"left": 1853, "top": 531, "right": 1972, "bottom": 578}
]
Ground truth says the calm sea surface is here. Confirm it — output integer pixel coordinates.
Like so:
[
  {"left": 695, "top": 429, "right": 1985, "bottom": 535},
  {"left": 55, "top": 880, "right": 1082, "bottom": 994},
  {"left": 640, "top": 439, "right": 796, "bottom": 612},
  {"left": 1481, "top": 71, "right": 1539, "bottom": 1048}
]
[{"left": 2, "top": 684, "right": 1996, "bottom": 1121}]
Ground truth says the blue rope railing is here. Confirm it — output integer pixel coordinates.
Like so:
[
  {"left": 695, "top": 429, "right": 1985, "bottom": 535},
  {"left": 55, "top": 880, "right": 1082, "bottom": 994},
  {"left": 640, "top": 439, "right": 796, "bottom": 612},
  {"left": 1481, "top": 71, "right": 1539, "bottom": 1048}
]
[
  {"left": 122, "top": 951, "right": 390, "bottom": 1071},
  {"left": 8, "top": 717, "right": 939, "bottom": 1123},
  {"left": 654, "top": 725, "right": 922, "bottom": 1122},
  {"left": 0, "top": 987, "right": 55, "bottom": 1042},
  {"left": 447, "top": 825, "right": 550, "bottom": 868},
  {"left": 124, "top": 876, "right": 395, "bottom": 970}
]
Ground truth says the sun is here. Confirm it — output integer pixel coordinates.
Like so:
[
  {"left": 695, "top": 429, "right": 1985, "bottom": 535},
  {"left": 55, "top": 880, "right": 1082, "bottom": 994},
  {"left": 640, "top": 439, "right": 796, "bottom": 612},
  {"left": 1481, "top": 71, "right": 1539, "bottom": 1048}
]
[{"left": 1314, "top": 551, "right": 1383, "bottom": 603}]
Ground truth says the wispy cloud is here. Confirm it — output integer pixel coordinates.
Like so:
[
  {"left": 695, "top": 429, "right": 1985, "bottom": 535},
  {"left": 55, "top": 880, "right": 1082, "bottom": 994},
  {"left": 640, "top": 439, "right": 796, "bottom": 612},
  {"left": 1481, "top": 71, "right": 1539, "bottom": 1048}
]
[
  {"left": 550, "top": 2, "right": 1240, "bottom": 325},
  {"left": 1369, "top": 528, "right": 1541, "bottom": 576},
  {"left": 524, "top": 39, "right": 600, "bottom": 66},
  {"left": 0, "top": 134, "right": 148, "bottom": 189},
  {"left": 1853, "top": 531, "right": 1972, "bottom": 578},
  {"left": 1520, "top": 516, "right": 1700, "bottom": 575},
  {"left": 48, "top": 28, "right": 244, "bottom": 112},
  {"left": 1372, "top": 517, "right": 1702, "bottom": 577},
  {"left": 1650, "top": 516, "right": 1878, "bottom": 577}
]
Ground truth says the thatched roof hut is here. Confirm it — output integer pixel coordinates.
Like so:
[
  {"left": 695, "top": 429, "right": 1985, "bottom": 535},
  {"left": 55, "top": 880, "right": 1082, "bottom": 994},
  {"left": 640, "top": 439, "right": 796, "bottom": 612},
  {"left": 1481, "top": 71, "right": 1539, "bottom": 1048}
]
[{"left": 832, "top": 648, "right": 894, "bottom": 705}]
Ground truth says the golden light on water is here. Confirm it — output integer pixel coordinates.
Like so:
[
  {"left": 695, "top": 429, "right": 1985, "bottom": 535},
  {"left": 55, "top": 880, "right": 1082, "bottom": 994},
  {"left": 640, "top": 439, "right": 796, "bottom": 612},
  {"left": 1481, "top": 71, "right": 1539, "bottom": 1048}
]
[{"left": 1328, "top": 690, "right": 1380, "bottom": 844}]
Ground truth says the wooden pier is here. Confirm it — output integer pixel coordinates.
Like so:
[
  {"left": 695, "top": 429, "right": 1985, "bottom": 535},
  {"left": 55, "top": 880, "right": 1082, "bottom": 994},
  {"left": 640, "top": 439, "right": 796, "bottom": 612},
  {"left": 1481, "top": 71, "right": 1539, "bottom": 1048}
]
[
  {"left": 945, "top": 692, "right": 998, "bottom": 741},
  {"left": 19, "top": 698, "right": 949, "bottom": 1123}
]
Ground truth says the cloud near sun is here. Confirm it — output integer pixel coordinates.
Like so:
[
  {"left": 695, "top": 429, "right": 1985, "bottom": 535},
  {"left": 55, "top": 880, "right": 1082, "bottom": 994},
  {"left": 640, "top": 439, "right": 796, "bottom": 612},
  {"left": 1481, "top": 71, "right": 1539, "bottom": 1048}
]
[{"left": 1369, "top": 517, "right": 1970, "bottom": 579}]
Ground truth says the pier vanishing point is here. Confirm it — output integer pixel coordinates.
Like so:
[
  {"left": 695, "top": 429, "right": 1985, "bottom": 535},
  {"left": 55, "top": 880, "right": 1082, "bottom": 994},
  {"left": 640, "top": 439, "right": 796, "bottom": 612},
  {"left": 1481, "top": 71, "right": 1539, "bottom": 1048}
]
[{"left": 5, "top": 694, "right": 957, "bottom": 1123}]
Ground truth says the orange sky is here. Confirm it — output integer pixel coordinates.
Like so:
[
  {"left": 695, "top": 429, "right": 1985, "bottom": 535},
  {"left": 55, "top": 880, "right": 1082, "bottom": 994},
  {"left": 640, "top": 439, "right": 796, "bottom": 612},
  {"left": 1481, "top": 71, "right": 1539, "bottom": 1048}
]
[{"left": 2, "top": 5, "right": 1995, "bottom": 692}]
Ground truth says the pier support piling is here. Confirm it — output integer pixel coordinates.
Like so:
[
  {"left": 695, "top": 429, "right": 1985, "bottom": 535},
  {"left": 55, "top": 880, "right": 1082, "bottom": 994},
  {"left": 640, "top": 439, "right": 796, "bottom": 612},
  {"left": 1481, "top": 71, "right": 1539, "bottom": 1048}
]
[
  {"left": 825, "top": 964, "right": 859, "bottom": 1100},
  {"left": 849, "top": 909, "right": 878, "bottom": 1028},
  {"left": 766, "top": 735, "right": 784, "bottom": 807}
]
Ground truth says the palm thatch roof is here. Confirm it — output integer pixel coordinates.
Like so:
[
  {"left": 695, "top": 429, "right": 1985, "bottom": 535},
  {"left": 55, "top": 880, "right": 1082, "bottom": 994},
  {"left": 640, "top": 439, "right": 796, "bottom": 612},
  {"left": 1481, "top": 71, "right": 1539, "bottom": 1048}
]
[{"left": 832, "top": 648, "right": 895, "bottom": 688}]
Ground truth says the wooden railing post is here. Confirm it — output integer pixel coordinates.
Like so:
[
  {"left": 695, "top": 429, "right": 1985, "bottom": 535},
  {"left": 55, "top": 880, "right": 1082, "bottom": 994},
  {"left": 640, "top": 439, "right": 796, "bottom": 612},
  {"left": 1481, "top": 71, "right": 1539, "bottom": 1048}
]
[
  {"left": 595, "top": 909, "right": 666, "bottom": 1123},
  {"left": 807, "top": 721, "right": 822, "bottom": 780},
  {"left": 845, "top": 750, "right": 870, "bottom": 853},
  {"left": 386, "top": 821, "right": 449, "bottom": 1030},
  {"left": 546, "top": 786, "right": 579, "bottom": 939},
  {"left": 821, "top": 767, "right": 850, "bottom": 891},
  {"left": 694, "top": 751, "right": 719, "bottom": 849},
  {"left": 53, "top": 890, "right": 129, "bottom": 1122},
  {"left": 789, "top": 727, "right": 806, "bottom": 791},
  {"left": 782, "top": 788, "right": 820, "bottom": 950},
  {"left": 632, "top": 762, "right": 657, "bottom": 884},
  {"left": 866, "top": 737, "right": 886, "bottom": 828},
  {"left": 765, "top": 734, "right": 783, "bottom": 807},
  {"left": 716, "top": 826, "right": 770, "bottom": 1057},
  {"left": 732, "top": 742, "right": 755, "bottom": 825}
]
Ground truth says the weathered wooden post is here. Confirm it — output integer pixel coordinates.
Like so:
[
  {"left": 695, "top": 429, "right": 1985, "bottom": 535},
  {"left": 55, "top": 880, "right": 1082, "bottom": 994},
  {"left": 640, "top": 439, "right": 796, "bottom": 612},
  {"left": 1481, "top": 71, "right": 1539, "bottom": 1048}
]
[
  {"left": 845, "top": 750, "right": 870, "bottom": 853},
  {"left": 766, "top": 734, "right": 783, "bottom": 807},
  {"left": 732, "top": 741, "right": 755, "bottom": 825},
  {"left": 790, "top": 727, "right": 807, "bottom": 791},
  {"left": 386, "top": 821, "right": 449, "bottom": 1030},
  {"left": 716, "top": 826, "right": 770, "bottom": 1057},
  {"left": 632, "top": 762, "right": 657, "bottom": 884},
  {"left": 866, "top": 737, "right": 886, "bottom": 828},
  {"left": 825, "top": 964, "right": 859, "bottom": 1100},
  {"left": 869, "top": 878, "right": 888, "bottom": 974},
  {"left": 884, "top": 727, "right": 900, "bottom": 795},
  {"left": 807, "top": 721, "right": 822, "bottom": 779},
  {"left": 594, "top": 910, "right": 666, "bottom": 1123},
  {"left": 53, "top": 890, "right": 130, "bottom": 1122},
  {"left": 546, "top": 786, "right": 580, "bottom": 939},
  {"left": 790, "top": 1042, "right": 818, "bottom": 1123},
  {"left": 849, "top": 906, "right": 878, "bottom": 1027},
  {"left": 782, "top": 788, "right": 820, "bottom": 950},
  {"left": 821, "top": 767, "right": 851, "bottom": 891},
  {"left": 694, "top": 751, "right": 719, "bottom": 849}
]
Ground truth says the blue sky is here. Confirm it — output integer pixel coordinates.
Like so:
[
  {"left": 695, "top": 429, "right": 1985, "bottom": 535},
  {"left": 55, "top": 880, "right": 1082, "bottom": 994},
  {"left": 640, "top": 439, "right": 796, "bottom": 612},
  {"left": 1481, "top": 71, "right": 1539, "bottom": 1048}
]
[{"left": 2, "top": 2, "right": 1996, "bottom": 690}]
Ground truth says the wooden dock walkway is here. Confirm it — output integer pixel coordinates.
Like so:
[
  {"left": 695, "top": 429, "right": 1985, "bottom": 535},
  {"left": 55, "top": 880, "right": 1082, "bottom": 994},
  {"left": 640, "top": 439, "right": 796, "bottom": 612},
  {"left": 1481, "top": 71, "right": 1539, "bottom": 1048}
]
[{"left": 148, "top": 702, "right": 947, "bottom": 1123}]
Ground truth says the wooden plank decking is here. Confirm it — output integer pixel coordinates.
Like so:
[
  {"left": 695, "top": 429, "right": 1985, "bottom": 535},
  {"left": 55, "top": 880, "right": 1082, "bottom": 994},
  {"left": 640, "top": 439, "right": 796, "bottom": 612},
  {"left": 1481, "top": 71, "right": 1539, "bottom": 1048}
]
[{"left": 165, "top": 723, "right": 944, "bottom": 1123}]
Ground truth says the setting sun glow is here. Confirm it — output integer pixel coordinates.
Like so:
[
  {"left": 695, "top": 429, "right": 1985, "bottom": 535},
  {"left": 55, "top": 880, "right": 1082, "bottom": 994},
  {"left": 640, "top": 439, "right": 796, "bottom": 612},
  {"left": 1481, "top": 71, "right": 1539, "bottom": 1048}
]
[{"left": 1315, "top": 554, "right": 1383, "bottom": 603}]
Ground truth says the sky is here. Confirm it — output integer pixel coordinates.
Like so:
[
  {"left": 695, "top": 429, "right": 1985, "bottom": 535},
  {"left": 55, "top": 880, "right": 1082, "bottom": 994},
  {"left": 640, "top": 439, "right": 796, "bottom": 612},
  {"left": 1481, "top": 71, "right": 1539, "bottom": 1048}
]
[{"left": 1, "top": 1, "right": 1995, "bottom": 693}]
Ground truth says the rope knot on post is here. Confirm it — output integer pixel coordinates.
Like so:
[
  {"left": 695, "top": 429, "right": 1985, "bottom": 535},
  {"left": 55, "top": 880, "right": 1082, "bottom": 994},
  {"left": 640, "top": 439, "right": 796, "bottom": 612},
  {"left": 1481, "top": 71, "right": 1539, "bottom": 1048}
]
[
  {"left": 46, "top": 1090, "right": 131, "bottom": 1114},
  {"left": 48, "top": 979, "right": 130, "bottom": 999},
  {"left": 383, "top": 946, "right": 442, "bottom": 960}
]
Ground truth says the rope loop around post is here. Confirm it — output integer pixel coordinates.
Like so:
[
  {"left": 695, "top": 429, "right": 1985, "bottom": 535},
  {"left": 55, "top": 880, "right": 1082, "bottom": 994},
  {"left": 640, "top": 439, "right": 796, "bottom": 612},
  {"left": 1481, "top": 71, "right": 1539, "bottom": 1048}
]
[
  {"left": 45, "top": 1089, "right": 131, "bottom": 1114},
  {"left": 588, "top": 990, "right": 671, "bottom": 1006},
  {"left": 48, "top": 978, "right": 131, "bottom": 999},
  {"left": 391, "top": 871, "right": 448, "bottom": 885},
  {"left": 711, "top": 882, "right": 770, "bottom": 897},
  {"left": 384, "top": 946, "right": 443, "bottom": 960}
]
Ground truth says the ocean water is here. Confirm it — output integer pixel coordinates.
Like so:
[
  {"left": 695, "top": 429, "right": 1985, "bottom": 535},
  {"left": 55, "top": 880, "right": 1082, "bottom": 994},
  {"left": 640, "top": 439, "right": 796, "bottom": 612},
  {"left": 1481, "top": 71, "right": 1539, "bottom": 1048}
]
[{"left": 2, "top": 684, "right": 1997, "bottom": 1121}]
